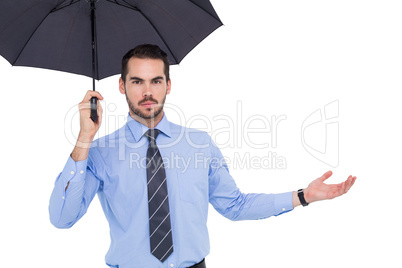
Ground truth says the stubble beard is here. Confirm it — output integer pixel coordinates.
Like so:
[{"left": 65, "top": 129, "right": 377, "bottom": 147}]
[{"left": 126, "top": 91, "right": 166, "bottom": 120}]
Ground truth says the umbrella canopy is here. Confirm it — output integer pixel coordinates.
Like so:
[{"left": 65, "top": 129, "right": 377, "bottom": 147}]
[
  {"left": 0, "top": 0, "right": 222, "bottom": 80},
  {"left": 0, "top": 0, "right": 222, "bottom": 121}
]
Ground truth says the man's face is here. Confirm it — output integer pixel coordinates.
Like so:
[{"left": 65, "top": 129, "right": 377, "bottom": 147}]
[{"left": 119, "top": 57, "right": 171, "bottom": 121}]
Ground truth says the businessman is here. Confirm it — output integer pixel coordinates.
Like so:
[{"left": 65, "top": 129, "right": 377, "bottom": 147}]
[{"left": 49, "top": 44, "right": 356, "bottom": 268}]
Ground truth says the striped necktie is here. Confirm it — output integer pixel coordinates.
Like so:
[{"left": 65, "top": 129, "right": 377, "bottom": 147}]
[{"left": 144, "top": 129, "right": 174, "bottom": 262}]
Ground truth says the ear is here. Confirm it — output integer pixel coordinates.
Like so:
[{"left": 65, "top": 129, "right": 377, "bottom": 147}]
[
  {"left": 166, "top": 79, "right": 171, "bottom": 95},
  {"left": 119, "top": 77, "right": 125, "bottom": 94}
]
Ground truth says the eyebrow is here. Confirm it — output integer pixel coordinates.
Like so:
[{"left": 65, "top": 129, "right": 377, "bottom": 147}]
[
  {"left": 129, "top": 76, "right": 164, "bottom": 81},
  {"left": 129, "top": 77, "right": 144, "bottom": 81}
]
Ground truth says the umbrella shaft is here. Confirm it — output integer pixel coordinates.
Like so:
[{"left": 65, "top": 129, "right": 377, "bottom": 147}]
[{"left": 90, "top": 0, "right": 97, "bottom": 91}]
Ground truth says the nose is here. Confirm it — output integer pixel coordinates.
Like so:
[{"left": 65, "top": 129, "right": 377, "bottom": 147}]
[{"left": 142, "top": 84, "right": 152, "bottom": 98}]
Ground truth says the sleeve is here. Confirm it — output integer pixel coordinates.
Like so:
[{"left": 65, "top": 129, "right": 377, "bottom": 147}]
[
  {"left": 208, "top": 138, "right": 294, "bottom": 221},
  {"left": 49, "top": 150, "right": 101, "bottom": 229}
]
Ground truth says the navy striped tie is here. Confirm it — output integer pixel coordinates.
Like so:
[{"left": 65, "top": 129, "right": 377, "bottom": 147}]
[{"left": 145, "top": 129, "right": 173, "bottom": 262}]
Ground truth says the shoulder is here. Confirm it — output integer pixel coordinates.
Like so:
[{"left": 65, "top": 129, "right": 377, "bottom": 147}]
[{"left": 168, "top": 121, "right": 212, "bottom": 145}]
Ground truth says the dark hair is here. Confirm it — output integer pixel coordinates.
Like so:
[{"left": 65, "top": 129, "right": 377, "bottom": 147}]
[{"left": 121, "top": 44, "right": 170, "bottom": 83}]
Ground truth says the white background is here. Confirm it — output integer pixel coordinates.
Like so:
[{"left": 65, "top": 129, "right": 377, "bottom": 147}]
[{"left": 1, "top": 0, "right": 401, "bottom": 267}]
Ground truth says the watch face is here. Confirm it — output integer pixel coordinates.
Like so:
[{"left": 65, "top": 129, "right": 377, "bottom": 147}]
[{"left": 298, "top": 189, "right": 304, "bottom": 196}]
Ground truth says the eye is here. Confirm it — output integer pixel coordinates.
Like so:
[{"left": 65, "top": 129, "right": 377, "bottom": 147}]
[
  {"left": 132, "top": 80, "right": 141, "bottom": 85},
  {"left": 153, "top": 80, "right": 162, "bottom": 84}
]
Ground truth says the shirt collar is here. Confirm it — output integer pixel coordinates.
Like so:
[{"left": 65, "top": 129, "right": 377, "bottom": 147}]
[{"left": 126, "top": 112, "right": 172, "bottom": 143}]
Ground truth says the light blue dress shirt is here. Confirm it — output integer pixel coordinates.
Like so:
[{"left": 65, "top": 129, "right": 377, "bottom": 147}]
[{"left": 49, "top": 113, "right": 294, "bottom": 268}]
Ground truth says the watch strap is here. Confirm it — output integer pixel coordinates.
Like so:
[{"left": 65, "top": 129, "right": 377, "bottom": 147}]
[{"left": 297, "top": 189, "right": 309, "bottom": 207}]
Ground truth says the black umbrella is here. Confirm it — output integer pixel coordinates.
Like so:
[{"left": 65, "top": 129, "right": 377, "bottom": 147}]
[{"left": 0, "top": 0, "right": 222, "bottom": 121}]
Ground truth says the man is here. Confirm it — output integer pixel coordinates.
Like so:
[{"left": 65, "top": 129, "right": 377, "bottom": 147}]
[{"left": 49, "top": 44, "right": 356, "bottom": 268}]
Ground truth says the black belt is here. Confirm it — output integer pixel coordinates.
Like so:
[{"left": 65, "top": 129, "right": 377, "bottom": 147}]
[{"left": 187, "top": 258, "right": 206, "bottom": 268}]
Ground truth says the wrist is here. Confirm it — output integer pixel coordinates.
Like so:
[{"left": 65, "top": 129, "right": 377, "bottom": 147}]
[
  {"left": 77, "top": 131, "right": 95, "bottom": 145},
  {"left": 297, "top": 189, "right": 309, "bottom": 207},
  {"left": 71, "top": 138, "right": 92, "bottom": 161},
  {"left": 292, "top": 191, "right": 301, "bottom": 208},
  {"left": 303, "top": 188, "right": 312, "bottom": 204}
]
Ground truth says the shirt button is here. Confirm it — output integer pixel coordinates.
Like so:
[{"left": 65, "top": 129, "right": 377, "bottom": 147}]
[
  {"left": 70, "top": 171, "right": 75, "bottom": 175},
  {"left": 62, "top": 196, "right": 65, "bottom": 200},
  {"left": 170, "top": 264, "right": 174, "bottom": 267},
  {"left": 80, "top": 170, "right": 84, "bottom": 174},
  {"left": 282, "top": 208, "right": 286, "bottom": 211}
]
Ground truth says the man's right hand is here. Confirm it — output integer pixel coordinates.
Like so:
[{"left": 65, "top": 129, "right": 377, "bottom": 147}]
[{"left": 71, "top": 90, "right": 103, "bottom": 161}]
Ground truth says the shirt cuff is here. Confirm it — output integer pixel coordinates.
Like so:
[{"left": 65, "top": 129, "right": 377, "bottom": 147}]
[
  {"left": 61, "top": 156, "right": 88, "bottom": 186},
  {"left": 273, "top": 191, "right": 294, "bottom": 216}
]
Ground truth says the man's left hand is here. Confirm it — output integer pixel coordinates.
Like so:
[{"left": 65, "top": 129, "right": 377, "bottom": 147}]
[{"left": 293, "top": 171, "right": 357, "bottom": 207}]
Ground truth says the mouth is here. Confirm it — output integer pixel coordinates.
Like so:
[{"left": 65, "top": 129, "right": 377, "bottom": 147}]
[{"left": 140, "top": 101, "right": 157, "bottom": 108}]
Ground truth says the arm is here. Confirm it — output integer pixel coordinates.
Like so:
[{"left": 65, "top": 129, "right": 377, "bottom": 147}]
[
  {"left": 208, "top": 139, "right": 356, "bottom": 220},
  {"left": 67, "top": 89, "right": 104, "bottom": 189},
  {"left": 49, "top": 156, "right": 100, "bottom": 228},
  {"left": 208, "top": 140, "right": 294, "bottom": 221},
  {"left": 49, "top": 90, "right": 104, "bottom": 228},
  {"left": 70, "top": 90, "right": 104, "bottom": 162}
]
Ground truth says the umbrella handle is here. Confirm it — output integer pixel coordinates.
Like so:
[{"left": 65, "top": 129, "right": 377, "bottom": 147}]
[{"left": 90, "top": 97, "right": 98, "bottom": 122}]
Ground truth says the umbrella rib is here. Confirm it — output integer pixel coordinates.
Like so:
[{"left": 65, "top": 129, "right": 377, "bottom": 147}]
[
  {"left": 11, "top": 11, "right": 53, "bottom": 65},
  {"left": 109, "top": 0, "right": 179, "bottom": 63},
  {"left": 136, "top": 9, "right": 179, "bottom": 63},
  {"left": 187, "top": 0, "right": 222, "bottom": 23},
  {"left": 50, "top": 0, "right": 81, "bottom": 13},
  {"left": 11, "top": 0, "right": 82, "bottom": 65},
  {"left": 105, "top": 0, "right": 139, "bottom": 11}
]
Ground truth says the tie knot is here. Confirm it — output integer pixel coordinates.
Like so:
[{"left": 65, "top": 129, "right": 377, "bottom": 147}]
[{"left": 145, "top": 129, "right": 160, "bottom": 144}]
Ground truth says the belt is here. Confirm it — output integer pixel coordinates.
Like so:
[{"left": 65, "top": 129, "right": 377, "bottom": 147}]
[{"left": 187, "top": 258, "right": 206, "bottom": 268}]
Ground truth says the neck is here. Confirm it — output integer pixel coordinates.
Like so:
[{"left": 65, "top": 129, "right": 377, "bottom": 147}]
[{"left": 130, "top": 110, "right": 164, "bottom": 129}]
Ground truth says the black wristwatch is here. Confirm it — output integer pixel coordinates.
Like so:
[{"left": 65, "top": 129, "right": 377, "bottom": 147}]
[{"left": 297, "top": 189, "right": 309, "bottom": 207}]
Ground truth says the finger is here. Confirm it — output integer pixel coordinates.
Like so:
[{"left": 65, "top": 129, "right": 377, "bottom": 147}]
[
  {"left": 320, "top": 170, "right": 333, "bottom": 182},
  {"left": 78, "top": 102, "right": 91, "bottom": 111},
  {"left": 340, "top": 176, "right": 350, "bottom": 193},
  {"left": 97, "top": 100, "right": 103, "bottom": 124},
  {"left": 79, "top": 96, "right": 104, "bottom": 108},
  {"left": 345, "top": 176, "right": 357, "bottom": 193},
  {"left": 97, "top": 99, "right": 103, "bottom": 113},
  {"left": 82, "top": 90, "right": 104, "bottom": 102},
  {"left": 341, "top": 181, "right": 347, "bottom": 194}
]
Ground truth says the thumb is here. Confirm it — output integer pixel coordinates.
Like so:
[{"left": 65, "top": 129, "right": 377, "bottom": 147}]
[{"left": 320, "top": 170, "right": 333, "bottom": 182}]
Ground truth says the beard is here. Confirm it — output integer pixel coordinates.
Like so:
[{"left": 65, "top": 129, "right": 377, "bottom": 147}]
[{"left": 126, "top": 92, "right": 166, "bottom": 120}]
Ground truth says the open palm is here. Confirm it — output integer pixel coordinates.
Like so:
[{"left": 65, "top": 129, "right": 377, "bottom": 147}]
[{"left": 304, "top": 171, "right": 357, "bottom": 204}]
